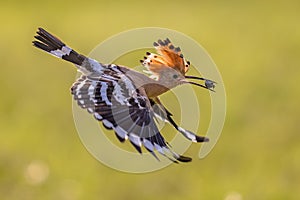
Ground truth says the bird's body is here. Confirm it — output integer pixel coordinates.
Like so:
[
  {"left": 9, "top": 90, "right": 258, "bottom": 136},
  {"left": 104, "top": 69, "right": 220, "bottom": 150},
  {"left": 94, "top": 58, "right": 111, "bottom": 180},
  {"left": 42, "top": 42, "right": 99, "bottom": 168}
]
[{"left": 33, "top": 28, "right": 215, "bottom": 162}]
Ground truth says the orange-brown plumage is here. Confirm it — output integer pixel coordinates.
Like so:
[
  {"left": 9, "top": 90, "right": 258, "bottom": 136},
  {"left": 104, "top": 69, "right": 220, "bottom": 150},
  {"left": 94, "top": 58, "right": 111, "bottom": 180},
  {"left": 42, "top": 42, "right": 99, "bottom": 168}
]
[{"left": 141, "top": 38, "right": 190, "bottom": 77}]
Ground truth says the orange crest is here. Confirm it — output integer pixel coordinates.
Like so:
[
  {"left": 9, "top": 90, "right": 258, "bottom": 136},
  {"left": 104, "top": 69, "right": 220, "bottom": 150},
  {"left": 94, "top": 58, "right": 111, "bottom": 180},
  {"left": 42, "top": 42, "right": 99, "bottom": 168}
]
[{"left": 140, "top": 38, "right": 190, "bottom": 76}]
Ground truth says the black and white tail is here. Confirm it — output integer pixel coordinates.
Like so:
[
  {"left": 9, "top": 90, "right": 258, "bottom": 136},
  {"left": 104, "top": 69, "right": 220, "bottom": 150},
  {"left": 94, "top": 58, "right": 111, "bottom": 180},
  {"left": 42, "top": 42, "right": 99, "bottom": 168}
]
[{"left": 33, "top": 27, "right": 86, "bottom": 66}]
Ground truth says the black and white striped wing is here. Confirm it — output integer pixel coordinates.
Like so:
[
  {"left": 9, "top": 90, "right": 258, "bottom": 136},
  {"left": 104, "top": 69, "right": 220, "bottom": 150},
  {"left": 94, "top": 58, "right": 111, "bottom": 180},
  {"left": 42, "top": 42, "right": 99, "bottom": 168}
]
[
  {"left": 150, "top": 98, "right": 209, "bottom": 143},
  {"left": 71, "top": 67, "right": 191, "bottom": 162},
  {"left": 32, "top": 28, "right": 191, "bottom": 162}
]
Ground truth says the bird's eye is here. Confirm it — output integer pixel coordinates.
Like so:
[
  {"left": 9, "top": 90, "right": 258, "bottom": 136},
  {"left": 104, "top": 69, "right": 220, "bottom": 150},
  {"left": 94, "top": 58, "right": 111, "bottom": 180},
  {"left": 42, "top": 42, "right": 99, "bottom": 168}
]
[{"left": 173, "top": 74, "right": 178, "bottom": 79}]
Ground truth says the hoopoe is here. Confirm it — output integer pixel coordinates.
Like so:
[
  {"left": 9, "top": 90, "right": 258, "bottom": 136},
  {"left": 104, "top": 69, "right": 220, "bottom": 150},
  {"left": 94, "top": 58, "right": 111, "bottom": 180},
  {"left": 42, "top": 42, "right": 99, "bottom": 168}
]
[{"left": 33, "top": 28, "right": 216, "bottom": 163}]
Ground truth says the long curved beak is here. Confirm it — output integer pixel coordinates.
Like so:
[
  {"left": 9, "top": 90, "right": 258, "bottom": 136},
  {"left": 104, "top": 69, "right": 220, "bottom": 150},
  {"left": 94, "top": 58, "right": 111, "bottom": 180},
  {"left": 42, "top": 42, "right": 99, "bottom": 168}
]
[{"left": 183, "top": 75, "right": 216, "bottom": 92}]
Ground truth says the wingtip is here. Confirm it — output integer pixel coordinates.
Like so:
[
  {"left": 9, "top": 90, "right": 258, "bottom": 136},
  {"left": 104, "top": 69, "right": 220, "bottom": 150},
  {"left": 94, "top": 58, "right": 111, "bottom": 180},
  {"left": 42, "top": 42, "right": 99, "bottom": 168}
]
[
  {"left": 196, "top": 135, "right": 210, "bottom": 142},
  {"left": 177, "top": 155, "right": 192, "bottom": 162}
]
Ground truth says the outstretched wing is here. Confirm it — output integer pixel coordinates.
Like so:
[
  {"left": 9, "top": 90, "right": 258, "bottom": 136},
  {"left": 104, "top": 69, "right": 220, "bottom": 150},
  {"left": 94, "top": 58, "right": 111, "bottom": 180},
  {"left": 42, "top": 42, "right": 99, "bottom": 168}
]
[
  {"left": 71, "top": 65, "right": 191, "bottom": 162},
  {"left": 33, "top": 28, "right": 192, "bottom": 162},
  {"left": 150, "top": 97, "right": 209, "bottom": 143}
]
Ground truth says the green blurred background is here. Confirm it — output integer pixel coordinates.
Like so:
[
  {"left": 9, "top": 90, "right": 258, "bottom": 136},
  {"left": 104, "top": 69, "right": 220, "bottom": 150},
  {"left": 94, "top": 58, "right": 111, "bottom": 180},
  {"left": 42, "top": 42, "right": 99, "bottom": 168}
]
[{"left": 1, "top": 0, "right": 300, "bottom": 199}]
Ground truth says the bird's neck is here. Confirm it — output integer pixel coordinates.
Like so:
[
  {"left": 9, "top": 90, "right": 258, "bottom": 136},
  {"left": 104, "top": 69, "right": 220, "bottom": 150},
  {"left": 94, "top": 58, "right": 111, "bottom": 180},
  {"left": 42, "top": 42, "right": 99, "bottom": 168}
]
[
  {"left": 119, "top": 67, "right": 176, "bottom": 98},
  {"left": 143, "top": 83, "right": 170, "bottom": 98}
]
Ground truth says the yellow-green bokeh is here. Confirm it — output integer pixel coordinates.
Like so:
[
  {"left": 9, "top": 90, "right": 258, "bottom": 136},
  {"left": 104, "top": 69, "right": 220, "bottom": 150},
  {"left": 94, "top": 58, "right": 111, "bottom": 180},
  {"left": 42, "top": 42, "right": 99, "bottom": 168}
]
[{"left": 1, "top": 0, "right": 300, "bottom": 199}]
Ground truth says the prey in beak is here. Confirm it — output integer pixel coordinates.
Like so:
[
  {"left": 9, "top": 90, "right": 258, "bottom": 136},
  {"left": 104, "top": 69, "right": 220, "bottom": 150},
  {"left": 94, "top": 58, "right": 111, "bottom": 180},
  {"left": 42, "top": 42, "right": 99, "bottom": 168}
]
[{"left": 183, "top": 75, "right": 216, "bottom": 92}]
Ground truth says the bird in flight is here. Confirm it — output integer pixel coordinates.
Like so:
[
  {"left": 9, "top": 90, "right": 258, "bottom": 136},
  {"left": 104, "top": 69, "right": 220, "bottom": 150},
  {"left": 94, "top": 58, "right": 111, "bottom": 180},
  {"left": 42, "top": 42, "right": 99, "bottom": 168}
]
[{"left": 33, "top": 28, "right": 216, "bottom": 163}]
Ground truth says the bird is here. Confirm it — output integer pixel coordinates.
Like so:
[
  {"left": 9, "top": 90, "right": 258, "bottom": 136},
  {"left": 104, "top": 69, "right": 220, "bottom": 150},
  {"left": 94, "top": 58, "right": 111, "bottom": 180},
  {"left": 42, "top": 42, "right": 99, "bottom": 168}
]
[{"left": 32, "top": 27, "right": 216, "bottom": 163}]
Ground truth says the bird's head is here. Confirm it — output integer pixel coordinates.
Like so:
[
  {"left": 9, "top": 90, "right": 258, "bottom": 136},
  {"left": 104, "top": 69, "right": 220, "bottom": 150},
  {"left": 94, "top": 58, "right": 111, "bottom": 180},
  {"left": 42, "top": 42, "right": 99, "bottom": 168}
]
[{"left": 140, "top": 38, "right": 216, "bottom": 91}]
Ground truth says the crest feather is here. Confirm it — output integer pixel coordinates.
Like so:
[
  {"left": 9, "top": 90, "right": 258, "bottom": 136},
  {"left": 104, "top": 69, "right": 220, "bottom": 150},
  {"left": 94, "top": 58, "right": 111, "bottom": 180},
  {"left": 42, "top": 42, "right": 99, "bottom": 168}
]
[{"left": 141, "top": 38, "right": 190, "bottom": 76}]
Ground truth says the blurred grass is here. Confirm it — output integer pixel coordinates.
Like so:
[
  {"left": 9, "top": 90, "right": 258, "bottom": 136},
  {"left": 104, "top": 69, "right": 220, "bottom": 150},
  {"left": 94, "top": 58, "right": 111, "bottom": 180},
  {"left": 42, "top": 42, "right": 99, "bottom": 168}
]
[{"left": 1, "top": 0, "right": 300, "bottom": 199}]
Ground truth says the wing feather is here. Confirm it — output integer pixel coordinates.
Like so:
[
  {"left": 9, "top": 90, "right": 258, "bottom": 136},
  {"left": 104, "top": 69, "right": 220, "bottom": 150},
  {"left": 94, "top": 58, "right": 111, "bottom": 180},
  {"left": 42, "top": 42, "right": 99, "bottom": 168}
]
[{"left": 71, "top": 65, "right": 190, "bottom": 162}]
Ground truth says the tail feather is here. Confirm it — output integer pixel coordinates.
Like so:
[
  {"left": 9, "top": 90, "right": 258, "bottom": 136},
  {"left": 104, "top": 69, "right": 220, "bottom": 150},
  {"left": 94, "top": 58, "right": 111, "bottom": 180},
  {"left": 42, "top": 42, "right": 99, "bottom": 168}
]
[{"left": 33, "top": 27, "right": 86, "bottom": 66}]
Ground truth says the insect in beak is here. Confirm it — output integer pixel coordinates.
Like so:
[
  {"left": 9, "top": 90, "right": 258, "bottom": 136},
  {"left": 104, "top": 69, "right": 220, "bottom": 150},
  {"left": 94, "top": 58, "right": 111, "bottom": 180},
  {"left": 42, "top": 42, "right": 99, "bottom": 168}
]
[{"left": 183, "top": 75, "right": 216, "bottom": 92}]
